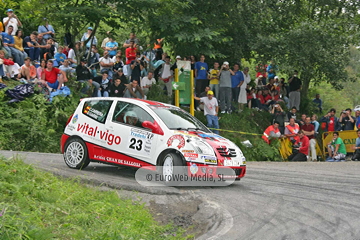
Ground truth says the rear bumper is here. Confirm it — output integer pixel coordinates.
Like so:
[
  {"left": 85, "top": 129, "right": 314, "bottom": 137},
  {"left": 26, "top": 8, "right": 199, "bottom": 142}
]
[{"left": 60, "top": 134, "right": 70, "bottom": 153}]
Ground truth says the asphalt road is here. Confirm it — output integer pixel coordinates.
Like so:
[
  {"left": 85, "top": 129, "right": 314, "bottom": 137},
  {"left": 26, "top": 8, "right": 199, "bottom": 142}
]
[{"left": 2, "top": 150, "right": 360, "bottom": 240}]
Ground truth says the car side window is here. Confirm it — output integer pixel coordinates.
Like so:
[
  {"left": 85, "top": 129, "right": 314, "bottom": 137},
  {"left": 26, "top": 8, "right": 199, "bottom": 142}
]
[
  {"left": 112, "top": 101, "right": 154, "bottom": 129},
  {"left": 82, "top": 100, "right": 113, "bottom": 123}
]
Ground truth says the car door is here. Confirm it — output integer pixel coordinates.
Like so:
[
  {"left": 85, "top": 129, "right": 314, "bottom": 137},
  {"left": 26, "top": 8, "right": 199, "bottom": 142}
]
[
  {"left": 105, "top": 100, "right": 158, "bottom": 165},
  {"left": 76, "top": 99, "right": 114, "bottom": 160}
]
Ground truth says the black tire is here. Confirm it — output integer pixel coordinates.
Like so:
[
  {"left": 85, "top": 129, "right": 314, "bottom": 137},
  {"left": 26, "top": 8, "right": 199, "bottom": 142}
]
[
  {"left": 63, "top": 138, "right": 90, "bottom": 169},
  {"left": 160, "top": 152, "right": 186, "bottom": 185}
]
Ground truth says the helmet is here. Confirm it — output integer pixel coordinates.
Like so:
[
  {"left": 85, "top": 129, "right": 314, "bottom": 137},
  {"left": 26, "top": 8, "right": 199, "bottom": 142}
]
[{"left": 123, "top": 111, "right": 138, "bottom": 125}]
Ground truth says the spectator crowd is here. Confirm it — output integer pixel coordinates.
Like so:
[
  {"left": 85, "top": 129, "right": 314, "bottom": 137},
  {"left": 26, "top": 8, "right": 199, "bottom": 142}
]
[{"left": 1, "top": 8, "right": 359, "bottom": 162}]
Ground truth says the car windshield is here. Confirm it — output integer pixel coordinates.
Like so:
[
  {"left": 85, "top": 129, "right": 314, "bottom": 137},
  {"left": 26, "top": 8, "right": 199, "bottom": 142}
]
[{"left": 151, "top": 106, "right": 211, "bottom": 132}]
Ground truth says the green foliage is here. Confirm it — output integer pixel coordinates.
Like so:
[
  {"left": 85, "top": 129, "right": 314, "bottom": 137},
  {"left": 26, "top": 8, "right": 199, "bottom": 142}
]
[
  {"left": 0, "top": 156, "right": 187, "bottom": 239},
  {"left": 147, "top": 82, "right": 172, "bottom": 104},
  {"left": 195, "top": 108, "right": 282, "bottom": 161},
  {"left": 0, "top": 80, "right": 80, "bottom": 153}
]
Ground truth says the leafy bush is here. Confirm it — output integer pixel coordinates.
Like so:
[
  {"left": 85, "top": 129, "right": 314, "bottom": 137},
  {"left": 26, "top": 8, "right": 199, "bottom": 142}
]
[{"left": 0, "top": 81, "right": 80, "bottom": 153}]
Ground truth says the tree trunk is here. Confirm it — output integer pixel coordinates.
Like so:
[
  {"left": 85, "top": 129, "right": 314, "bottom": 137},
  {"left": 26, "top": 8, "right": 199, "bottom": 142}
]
[{"left": 300, "top": 75, "right": 310, "bottom": 98}]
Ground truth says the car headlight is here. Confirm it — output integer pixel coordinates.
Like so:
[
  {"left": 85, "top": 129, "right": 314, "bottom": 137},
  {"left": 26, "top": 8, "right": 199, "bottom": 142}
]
[{"left": 190, "top": 141, "right": 214, "bottom": 155}]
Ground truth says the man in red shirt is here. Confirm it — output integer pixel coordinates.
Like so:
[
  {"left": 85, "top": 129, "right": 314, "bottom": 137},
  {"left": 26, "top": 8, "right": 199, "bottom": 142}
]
[
  {"left": 40, "top": 59, "right": 67, "bottom": 90},
  {"left": 262, "top": 121, "right": 282, "bottom": 144},
  {"left": 125, "top": 40, "right": 137, "bottom": 65},
  {"left": 301, "top": 116, "right": 317, "bottom": 161},
  {"left": 288, "top": 130, "right": 309, "bottom": 161},
  {"left": 320, "top": 108, "right": 340, "bottom": 132}
]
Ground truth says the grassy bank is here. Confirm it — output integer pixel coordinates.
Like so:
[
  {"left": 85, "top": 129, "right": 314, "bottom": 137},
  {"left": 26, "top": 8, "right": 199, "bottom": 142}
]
[{"left": 0, "top": 156, "right": 187, "bottom": 239}]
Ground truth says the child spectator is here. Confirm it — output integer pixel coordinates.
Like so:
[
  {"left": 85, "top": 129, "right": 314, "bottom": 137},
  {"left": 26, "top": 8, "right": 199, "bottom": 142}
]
[{"left": 54, "top": 46, "right": 66, "bottom": 65}]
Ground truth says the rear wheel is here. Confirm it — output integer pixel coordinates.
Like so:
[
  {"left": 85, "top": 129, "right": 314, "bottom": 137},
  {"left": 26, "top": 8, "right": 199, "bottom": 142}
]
[{"left": 64, "top": 138, "right": 90, "bottom": 169}]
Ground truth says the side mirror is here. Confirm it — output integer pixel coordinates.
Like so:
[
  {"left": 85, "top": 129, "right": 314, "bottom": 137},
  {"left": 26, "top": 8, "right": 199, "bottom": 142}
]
[{"left": 142, "top": 120, "right": 164, "bottom": 135}]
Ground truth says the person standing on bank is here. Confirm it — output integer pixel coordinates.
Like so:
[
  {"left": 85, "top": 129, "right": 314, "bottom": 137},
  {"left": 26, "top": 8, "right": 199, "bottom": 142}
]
[
  {"left": 194, "top": 54, "right": 209, "bottom": 96},
  {"left": 194, "top": 90, "right": 219, "bottom": 134},
  {"left": 288, "top": 70, "right": 302, "bottom": 110}
]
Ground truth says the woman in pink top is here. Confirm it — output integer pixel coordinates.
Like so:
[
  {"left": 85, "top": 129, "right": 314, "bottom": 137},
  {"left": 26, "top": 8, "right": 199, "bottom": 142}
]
[{"left": 37, "top": 59, "right": 46, "bottom": 79}]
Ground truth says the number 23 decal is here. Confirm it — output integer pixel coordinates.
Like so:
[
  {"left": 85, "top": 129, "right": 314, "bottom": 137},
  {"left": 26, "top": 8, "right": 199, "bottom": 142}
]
[{"left": 129, "top": 138, "right": 142, "bottom": 151}]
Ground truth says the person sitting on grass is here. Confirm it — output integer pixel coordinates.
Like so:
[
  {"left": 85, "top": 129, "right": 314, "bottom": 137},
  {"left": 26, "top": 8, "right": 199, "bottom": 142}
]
[
  {"left": 123, "top": 79, "right": 144, "bottom": 99},
  {"left": 20, "top": 57, "right": 37, "bottom": 82},
  {"left": 326, "top": 131, "right": 347, "bottom": 162},
  {"left": 7, "top": 56, "right": 21, "bottom": 80},
  {"left": 109, "top": 78, "right": 126, "bottom": 97},
  {"left": 93, "top": 71, "right": 110, "bottom": 97},
  {"left": 40, "top": 59, "right": 68, "bottom": 90},
  {"left": 59, "top": 59, "right": 75, "bottom": 76},
  {"left": 0, "top": 50, "right": 15, "bottom": 79},
  {"left": 54, "top": 46, "right": 67, "bottom": 65}
]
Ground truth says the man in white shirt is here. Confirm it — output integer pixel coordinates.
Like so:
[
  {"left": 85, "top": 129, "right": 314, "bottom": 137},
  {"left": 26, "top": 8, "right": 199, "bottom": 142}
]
[
  {"left": 141, "top": 71, "right": 156, "bottom": 96},
  {"left": 159, "top": 56, "right": 173, "bottom": 96},
  {"left": 194, "top": 90, "right": 219, "bottom": 134},
  {"left": 99, "top": 51, "right": 114, "bottom": 79},
  {"left": 238, "top": 67, "right": 251, "bottom": 110},
  {"left": 3, "top": 9, "right": 22, "bottom": 35}
]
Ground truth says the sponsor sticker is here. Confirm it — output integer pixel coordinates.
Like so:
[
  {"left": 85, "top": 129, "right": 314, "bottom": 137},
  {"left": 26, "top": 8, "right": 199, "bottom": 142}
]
[
  {"left": 76, "top": 122, "right": 121, "bottom": 145},
  {"left": 184, "top": 153, "right": 198, "bottom": 158},
  {"left": 204, "top": 159, "right": 217, "bottom": 164},
  {"left": 167, "top": 135, "right": 185, "bottom": 149},
  {"left": 182, "top": 150, "right": 195, "bottom": 153},
  {"left": 72, "top": 114, "right": 78, "bottom": 124},
  {"left": 190, "top": 163, "right": 198, "bottom": 174}
]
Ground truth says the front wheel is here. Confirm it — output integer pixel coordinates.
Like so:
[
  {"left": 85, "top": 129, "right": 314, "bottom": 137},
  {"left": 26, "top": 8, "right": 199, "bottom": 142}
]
[
  {"left": 64, "top": 138, "right": 90, "bottom": 169},
  {"left": 161, "top": 152, "right": 185, "bottom": 184}
]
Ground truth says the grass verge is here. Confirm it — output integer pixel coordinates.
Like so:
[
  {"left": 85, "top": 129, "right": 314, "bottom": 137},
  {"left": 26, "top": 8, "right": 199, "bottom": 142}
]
[{"left": 0, "top": 156, "right": 189, "bottom": 239}]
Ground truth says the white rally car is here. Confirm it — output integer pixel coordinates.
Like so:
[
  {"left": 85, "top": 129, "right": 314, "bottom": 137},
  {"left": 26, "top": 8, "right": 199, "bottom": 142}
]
[{"left": 61, "top": 98, "right": 246, "bottom": 180}]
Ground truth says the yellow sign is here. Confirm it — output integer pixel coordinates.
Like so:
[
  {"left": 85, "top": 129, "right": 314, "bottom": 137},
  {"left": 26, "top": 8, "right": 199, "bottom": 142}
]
[{"left": 322, "top": 130, "right": 358, "bottom": 154}]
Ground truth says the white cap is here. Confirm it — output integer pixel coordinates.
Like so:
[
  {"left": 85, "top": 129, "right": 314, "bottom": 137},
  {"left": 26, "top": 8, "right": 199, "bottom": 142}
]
[
  {"left": 274, "top": 76, "right": 279, "bottom": 79},
  {"left": 354, "top": 105, "right": 360, "bottom": 111},
  {"left": 223, "top": 61, "right": 229, "bottom": 65},
  {"left": 176, "top": 55, "right": 181, "bottom": 59}
]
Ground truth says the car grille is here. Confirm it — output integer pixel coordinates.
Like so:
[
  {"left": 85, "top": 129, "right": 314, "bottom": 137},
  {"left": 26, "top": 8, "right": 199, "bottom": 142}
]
[{"left": 216, "top": 147, "right": 237, "bottom": 157}]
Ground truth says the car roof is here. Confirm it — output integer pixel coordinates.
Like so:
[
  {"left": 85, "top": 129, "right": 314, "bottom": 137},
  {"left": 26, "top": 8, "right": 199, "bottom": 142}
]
[{"left": 80, "top": 97, "right": 173, "bottom": 108}]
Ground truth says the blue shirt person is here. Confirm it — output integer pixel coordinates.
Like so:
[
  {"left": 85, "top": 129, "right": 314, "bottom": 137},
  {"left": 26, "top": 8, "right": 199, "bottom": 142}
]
[
  {"left": 37, "top": 19, "right": 55, "bottom": 40},
  {"left": 313, "top": 94, "right": 323, "bottom": 113}
]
